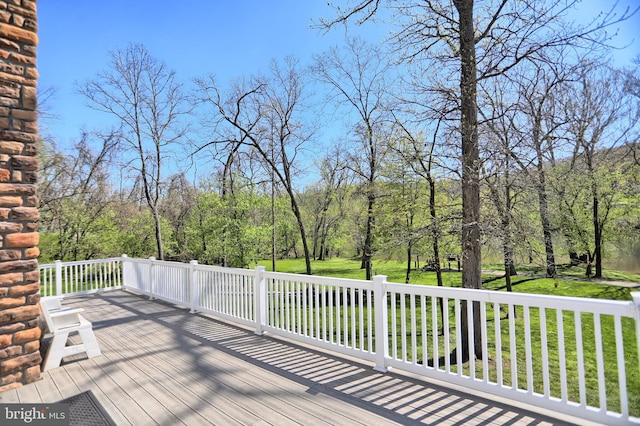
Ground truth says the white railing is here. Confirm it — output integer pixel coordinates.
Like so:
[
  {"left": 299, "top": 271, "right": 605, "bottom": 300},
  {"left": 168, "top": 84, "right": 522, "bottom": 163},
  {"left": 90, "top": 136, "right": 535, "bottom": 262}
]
[
  {"left": 42, "top": 256, "right": 640, "bottom": 425},
  {"left": 39, "top": 257, "right": 123, "bottom": 297}
]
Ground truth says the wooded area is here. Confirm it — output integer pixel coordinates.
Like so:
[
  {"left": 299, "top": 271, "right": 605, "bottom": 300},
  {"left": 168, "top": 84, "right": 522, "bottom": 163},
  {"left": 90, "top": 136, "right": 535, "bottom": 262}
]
[{"left": 38, "top": 1, "right": 640, "bottom": 288}]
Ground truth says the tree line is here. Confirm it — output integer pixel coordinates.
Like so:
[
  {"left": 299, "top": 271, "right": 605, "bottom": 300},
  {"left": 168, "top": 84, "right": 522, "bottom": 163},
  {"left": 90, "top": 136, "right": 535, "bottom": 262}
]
[{"left": 39, "top": 1, "right": 640, "bottom": 292}]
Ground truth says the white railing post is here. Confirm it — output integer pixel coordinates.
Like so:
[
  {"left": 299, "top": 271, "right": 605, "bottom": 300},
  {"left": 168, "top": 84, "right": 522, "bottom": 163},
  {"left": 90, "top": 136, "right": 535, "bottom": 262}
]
[
  {"left": 120, "top": 254, "right": 128, "bottom": 289},
  {"left": 254, "top": 266, "right": 267, "bottom": 335},
  {"left": 55, "top": 260, "right": 62, "bottom": 297},
  {"left": 189, "top": 260, "right": 199, "bottom": 313},
  {"left": 632, "top": 292, "right": 640, "bottom": 378},
  {"left": 373, "top": 274, "right": 389, "bottom": 373},
  {"left": 148, "top": 257, "right": 156, "bottom": 300}
]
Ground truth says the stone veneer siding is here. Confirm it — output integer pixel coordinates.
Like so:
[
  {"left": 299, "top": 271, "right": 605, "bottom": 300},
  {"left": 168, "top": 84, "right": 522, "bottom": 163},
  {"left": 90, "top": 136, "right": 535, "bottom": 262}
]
[{"left": 0, "top": 0, "right": 41, "bottom": 391}]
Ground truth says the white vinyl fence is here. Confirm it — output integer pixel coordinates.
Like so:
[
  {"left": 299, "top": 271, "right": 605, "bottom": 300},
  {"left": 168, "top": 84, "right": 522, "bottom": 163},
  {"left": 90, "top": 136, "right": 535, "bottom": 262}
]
[{"left": 41, "top": 256, "right": 640, "bottom": 425}]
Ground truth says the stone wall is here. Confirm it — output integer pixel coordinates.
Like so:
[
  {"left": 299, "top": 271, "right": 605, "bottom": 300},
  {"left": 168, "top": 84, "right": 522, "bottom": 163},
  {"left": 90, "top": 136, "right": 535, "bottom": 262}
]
[{"left": 0, "top": 0, "right": 41, "bottom": 391}]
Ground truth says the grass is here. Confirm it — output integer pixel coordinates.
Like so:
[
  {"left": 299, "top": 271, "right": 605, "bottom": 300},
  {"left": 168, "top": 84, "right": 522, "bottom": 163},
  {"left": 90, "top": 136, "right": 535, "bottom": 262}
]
[
  {"left": 258, "top": 256, "right": 640, "bottom": 417},
  {"left": 260, "top": 257, "right": 639, "bottom": 301}
]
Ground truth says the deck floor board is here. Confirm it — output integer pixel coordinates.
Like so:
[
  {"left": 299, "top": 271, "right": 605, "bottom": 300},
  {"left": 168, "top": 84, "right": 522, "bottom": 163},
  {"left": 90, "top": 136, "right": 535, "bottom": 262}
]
[{"left": 3, "top": 291, "right": 577, "bottom": 425}]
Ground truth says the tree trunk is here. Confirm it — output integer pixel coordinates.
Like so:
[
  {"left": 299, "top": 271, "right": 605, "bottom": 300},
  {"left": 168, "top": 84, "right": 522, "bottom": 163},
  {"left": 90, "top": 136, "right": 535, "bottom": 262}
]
[
  {"left": 455, "top": 0, "right": 482, "bottom": 361},
  {"left": 289, "top": 194, "right": 312, "bottom": 275},
  {"left": 152, "top": 208, "right": 164, "bottom": 260},
  {"left": 362, "top": 193, "right": 375, "bottom": 280},
  {"left": 593, "top": 195, "right": 603, "bottom": 278},
  {"left": 405, "top": 245, "right": 412, "bottom": 284}
]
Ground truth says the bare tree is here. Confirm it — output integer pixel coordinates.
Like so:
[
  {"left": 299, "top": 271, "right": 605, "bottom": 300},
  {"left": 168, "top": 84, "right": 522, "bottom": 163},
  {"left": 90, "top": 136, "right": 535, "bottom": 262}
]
[
  {"left": 563, "top": 63, "right": 638, "bottom": 278},
  {"left": 309, "top": 147, "right": 351, "bottom": 261},
  {"left": 39, "top": 132, "right": 118, "bottom": 260},
  {"left": 79, "top": 43, "right": 189, "bottom": 260},
  {"left": 320, "top": 0, "right": 636, "bottom": 362},
  {"left": 312, "top": 37, "right": 395, "bottom": 280},
  {"left": 194, "top": 57, "right": 315, "bottom": 274}
]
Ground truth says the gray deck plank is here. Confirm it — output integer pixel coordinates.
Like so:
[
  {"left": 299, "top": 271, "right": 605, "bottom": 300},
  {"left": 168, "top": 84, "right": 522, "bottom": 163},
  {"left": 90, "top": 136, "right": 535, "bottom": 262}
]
[
  {"left": 6, "top": 291, "right": 578, "bottom": 426},
  {"left": 99, "top": 305, "right": 364, "bottom": 425}
]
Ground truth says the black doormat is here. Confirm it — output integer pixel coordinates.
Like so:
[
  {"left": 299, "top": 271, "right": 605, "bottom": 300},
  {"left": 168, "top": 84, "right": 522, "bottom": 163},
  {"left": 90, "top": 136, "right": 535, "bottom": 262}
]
[{"left": 58, "top": 390, "right": 116, "bottom": 426}]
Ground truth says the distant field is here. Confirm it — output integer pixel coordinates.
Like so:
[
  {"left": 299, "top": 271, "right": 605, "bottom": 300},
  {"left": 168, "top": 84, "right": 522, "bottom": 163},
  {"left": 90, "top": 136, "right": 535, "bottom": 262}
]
[{"left": 258, "top": 257, "right": 639, "bottom": 301}]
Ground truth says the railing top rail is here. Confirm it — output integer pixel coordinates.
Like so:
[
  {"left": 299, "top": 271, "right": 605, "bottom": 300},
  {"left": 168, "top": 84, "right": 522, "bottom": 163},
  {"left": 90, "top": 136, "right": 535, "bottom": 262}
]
[
  {"left": 386, "top": 280, "right": 638, "bottom": 317},
  {"left": 38, "top": 257, "right": 123, "bottom": 270},
  {"left": 263, "top": 270, "right": 373, "bottom": 289}
]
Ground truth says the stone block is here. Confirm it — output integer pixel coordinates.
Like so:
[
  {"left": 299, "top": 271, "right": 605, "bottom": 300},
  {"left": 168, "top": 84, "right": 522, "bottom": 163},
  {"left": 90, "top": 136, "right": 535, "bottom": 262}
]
[
  {"left": 0, "top": 141, "right": 24, "bottom": 155},
  {"left": 11, "top": 108, "right": 36, "bottom": 121},
  {"left": 0, "top": 323, "right": 23, "bottom": 335},
  {"left": 0, "top": 208, "right": 10, "bottom": 219},
  {"left": 8, "top": 282, "right": 39, "bottom": 297},
  {"left": 0, "top": 351, "right": 40, "bottom": 374},
  {"left": 0, "top": 130, "right": 36, "bottom": 143},
  {"left": 24, "top": 66, "right": 37, "bottom": 81},
  {"left": 7, "top": 4, "right": 36, "bottom": 21},
  {"left": 0, "top": 82, "right": 19, "bottom": 99},
  {"left": 0, "top": 334, "right": 11, "bottom": 348},
  {"left": 11, "top": 206, "right": 38, "bottom": 221},
  {"left": 23, "top": 170, "right": 37, "bottom": 183},
  {"left": 24, "top": 195, "right": 38, "bottom": 207},
  {"left": 0, "top": 304, "right": 39, "bottom": 324},
  {"left": 0, "top": 23, "right": 37, "bottom": 45},
  {"left": 9, "top": 155, "right": 37, "bottom": 170},
  {"left": 8, "top": 53, "right": 35, "bottom": 67},
  {"left": 0, "top": 62, "right": 24, "bottom": 76},
  {"left": 14, "top": 326, "right": 39, "bottom": 343},
  {"left": 21, "top": 85, "right": 36, "bottom": 109},
  {"left": 0, "top": 249, "right": 21, "bottom": 261},
  {"left": 0, "top": 222, "right": 23, "bottom": 232},
  {"left": 0, "top": 95, "right": 18, "bottom": 107},
  {"left": 0, "top": 296, "right": 23, "bottom": 309},
  {"left": 0, "top": 272, "right": 22, "bottom": 286},
  {"left": 10, "top": 14, "right": 24, "bottom": 28},
  {"left": 24, "top": 247, "right": 38, "bottom": 258},
  {"left": 25, "top": 365, "right": 39, "bottom": 383},
  {"left": 5, "top": 232, "right": 39, "bottom": 248},
  {"left": 23, "top": 269, "right": 38, "bottom": 282},
  {"left": 1, "top": 371, "right": 21, "bottom": 385},
  {"left": 0, "top": 168, "right": 11, "bottom": 182},
  {"left": 24, "top": 340, "right": 38, "bottom": 354},
  {"left": 22, "top": 120, "right": 36, "bottom": 133},
  {"left": 0, "top": 183, "right": 36, "bottom": 195},
  {"left": 0, "top": 37, "right": 20, "bottom": 52},
  {"left": 0, "top": 195, "right": 22, "bottom": 206},
  {"left": 0, "top": 346, "right": 22, "bottom": 358}
]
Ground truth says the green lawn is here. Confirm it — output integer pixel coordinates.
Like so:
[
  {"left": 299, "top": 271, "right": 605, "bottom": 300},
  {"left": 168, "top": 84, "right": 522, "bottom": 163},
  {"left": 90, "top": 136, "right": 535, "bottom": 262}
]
[{"left": 259, "top": 256, "right": 640, "bottom": 416}]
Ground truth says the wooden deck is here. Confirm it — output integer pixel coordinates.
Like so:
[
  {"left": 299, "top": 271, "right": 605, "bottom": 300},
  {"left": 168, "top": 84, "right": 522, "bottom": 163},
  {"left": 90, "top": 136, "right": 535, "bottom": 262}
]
[{"left": 0, "top": 291, "right": 581, "bottom": 425}]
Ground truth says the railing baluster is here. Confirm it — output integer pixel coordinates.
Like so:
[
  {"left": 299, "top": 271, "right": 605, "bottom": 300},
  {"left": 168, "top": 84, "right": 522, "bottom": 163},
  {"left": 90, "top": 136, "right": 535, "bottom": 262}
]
[
  {"left": 540, "top": 307, "right": 550, "bottom": 398},
  {"left": 410, "top": 293, "right": 417, "bottom": 365},
  {"left": 480, "top": 300, "right": 488, "bottom": 383},
  {"left": 495, "top": 302, "right": 503, "bottom": 386},
  {"left": 575, "top": 311, "right": 587, "bottom": 407},
  {"left": 557, "top": 308, "right": 568, "bottom": 402},
  {"left": 509, "top": 303, "right": 517, "bottom": 390},
  {"left": 391, "top": 292, "right": 397, "bottom": 360},
  {"left": 594, "top": 313, "right": 606, "bottom": 413},
  {"left": 614, "top": 315, "right": 628, "bottom": 417},
  {"left": 524, "top": 306, "right": 533, "bottom": 395}
]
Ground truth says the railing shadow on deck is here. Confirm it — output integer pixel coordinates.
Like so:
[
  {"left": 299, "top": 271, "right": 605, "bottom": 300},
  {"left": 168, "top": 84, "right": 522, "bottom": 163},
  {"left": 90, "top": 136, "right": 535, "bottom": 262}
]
[
  {"left": 40, "top": 257, "right": 640, "bottom": 426},
  {"left": 88, "top": 291, "right": 571, "bottom": 426}
]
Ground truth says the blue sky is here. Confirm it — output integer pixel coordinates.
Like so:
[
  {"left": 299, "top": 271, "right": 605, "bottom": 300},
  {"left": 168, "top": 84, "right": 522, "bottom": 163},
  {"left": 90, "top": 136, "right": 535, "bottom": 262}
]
[{"left": 38, "top": 1, "right": 639, "bottom": 153}]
